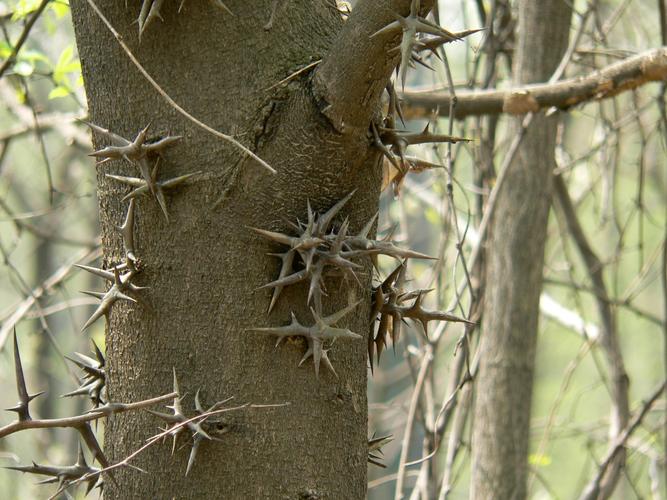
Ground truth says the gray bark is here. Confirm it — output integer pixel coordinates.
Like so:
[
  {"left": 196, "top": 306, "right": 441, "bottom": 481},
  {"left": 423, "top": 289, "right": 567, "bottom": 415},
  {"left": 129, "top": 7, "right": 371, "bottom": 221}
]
[
  {"left": 470, "top": 1, "right": 572, "bottom": 498},
  {"left": 67, "top": 1, "right": 421, "bottom": 497}
]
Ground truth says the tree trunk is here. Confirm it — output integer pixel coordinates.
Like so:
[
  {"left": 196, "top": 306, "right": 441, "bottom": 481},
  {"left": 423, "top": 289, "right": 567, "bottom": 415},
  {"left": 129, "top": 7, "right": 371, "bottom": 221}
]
[
  {"left": 68, "top": 1, "right": 420, "bottom": 497},
  {"left": 471, "top": 1, "right": 571, "bottom": 498}
]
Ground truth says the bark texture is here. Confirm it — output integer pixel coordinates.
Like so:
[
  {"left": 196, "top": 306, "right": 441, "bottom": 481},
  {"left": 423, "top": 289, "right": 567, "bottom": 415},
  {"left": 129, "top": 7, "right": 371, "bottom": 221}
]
[
  {"left": 470, "top": 2, "right": 572, "bottom": 498},
  {"left": 68, "top": 1, "right": 416, "bottom": 498}
]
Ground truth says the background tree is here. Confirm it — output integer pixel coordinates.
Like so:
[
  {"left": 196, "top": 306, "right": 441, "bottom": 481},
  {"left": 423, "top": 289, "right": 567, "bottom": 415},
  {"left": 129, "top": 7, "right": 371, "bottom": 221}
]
[{"left": 0, "top": 1, "right": 666, "bottom": 499}]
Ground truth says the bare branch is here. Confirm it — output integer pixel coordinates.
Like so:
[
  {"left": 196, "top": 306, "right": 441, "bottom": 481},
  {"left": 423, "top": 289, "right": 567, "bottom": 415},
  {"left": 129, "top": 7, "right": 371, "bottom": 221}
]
[
  {"left": 402, "top": 48, "right": 667, "bottom": 119},
  {"left": 0, "top": 246, "right": 102, "bottom": 350},
  {"left": 553, "top": 175, "right": 630, "bottom": 497},
  {"left": 0, "top": 392, "right": 177, "bottom": 439},
  {"left": 579, "top": 381, "right": 666, "bottom": 500}
]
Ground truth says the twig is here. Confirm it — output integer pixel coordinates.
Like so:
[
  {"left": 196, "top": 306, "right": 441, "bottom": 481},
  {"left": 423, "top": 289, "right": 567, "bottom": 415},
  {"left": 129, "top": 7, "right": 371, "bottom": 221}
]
[
  {"left": 0, "top": 245, "right": 101, "bottom": 350},
  {"left": 58, "top": 401, "right": 291, "bottom": 496},
  {"left": 0, "top": 392, "right": 177, "bottom": 439},
  {"left": 264, "top": 59, "right": 321, "bottom": 91},
  {"left": 0, "top": 0, "right": 50, "bottom": 80},
  {"left": 553, "top": 175, "right": 630, "bottom": 496},
  {"left": 578, "top": 381, "right": 666, "bottom": 500},
  {"left": 83, "top": 0, "right": 275, "bottom": 174},
  {"left": 401, "top": 48, "right": 667, "bottom": 119},
  {"left": 395, "top": 346, "right": 431, "bottom": 500}
]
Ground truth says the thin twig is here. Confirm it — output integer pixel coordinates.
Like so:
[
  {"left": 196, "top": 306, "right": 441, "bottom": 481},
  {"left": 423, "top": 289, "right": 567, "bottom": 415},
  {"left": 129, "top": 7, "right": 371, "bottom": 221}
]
[
  {"left": 395, "top": 347, "right": 432, "bottom": 500},
  {"left": 0, "top": 0, "right": 50, "bottom": 80},
  {"left": 83, "top": 0, "right": 275, "bottom": 174},
  {"left": 0, "top": 392, "right": 177, "bottom": 439},
  {"left": 579, "top": 381, "right": 666, "bottom": 500}
]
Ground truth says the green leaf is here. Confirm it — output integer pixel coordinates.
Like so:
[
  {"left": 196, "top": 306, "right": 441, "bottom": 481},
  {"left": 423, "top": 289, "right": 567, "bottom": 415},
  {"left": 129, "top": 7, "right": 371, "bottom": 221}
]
[
  {"left": 53, "top": 45, "right": 80, "bottom": 84},
  {"left": 56, "top": 45, "right": 73, "bottom": 69},
  {"left": 48, "top": 0, "right": 69, "bottom": 18},
  {"left": 48, "top": 85, "right": 70, "bottom": 99},
  {"left": 528, "top": 453, "right": 552, "bottom": 467},
  {"left": 11, "top": 0, "right": 42, "bottom": 21},
  {"left": 425, "top": 206, "right": 439, "bottom": 226},
  {"left": 19, "top": 49, "right": 49, "bottom": 64},
  {"left": 0, "top": 41, "right": 12, "bottom": 59}
]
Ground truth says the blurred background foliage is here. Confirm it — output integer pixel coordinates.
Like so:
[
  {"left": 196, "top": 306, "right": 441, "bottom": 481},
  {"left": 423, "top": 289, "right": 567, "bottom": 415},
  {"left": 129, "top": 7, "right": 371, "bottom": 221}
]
[{"left": 0, "top": 0, "right": 664, "bottom": 498}]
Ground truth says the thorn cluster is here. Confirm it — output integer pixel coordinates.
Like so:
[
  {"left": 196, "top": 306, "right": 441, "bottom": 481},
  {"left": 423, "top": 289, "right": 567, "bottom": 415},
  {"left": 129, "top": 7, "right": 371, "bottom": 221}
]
[
  {"left": 76, "top": 262, "right": 146, "bottom": 331},
  {"left": 252, "top": 191, "right": 433, "bottom": 313},
  {"left": 369, "top": 0, "right": 480, "bottom": 194},
  {"left": 63, "top": 341, "right": 106, "bottom": 408},
  {"left": 248, "top": 302, "right": 362, "bottom": 379},
  {"left": 148, "top": 369, "right": 230, "bottom": 476},
  {"left": 371, "top": 0, "right": 480, "bottom": 89},
  {"left": 138, "top": 0, "right": 233, "bottom": 38},
  {"left": 368, "top": 433, "right": 393, "bottom": 468},
  {"left": 85, "top": 121, "right": 195, "bottom": 222},
  {"left": 372, "top": 84, "right": 469, "bottom": 195},
  {"left": 106, "top": 164, "right": 201, "bottom": 223},
  {"left": 369, "top": 261, "right": 473, "bottom": 372},
  {"left": 5, "top": 443, "right": 100, "bottom": 495},
  {"left": 138, "top": 0, "right": 165, "bottom": 37}
]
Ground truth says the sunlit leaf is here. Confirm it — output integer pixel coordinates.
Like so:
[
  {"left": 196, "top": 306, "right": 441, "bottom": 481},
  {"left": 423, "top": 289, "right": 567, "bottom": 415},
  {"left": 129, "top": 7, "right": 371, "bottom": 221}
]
[
  {"left": 53, "top": 45, "right": 80, "bottom": 85},
  {"left": 19, "top": 49, "right": 49, "bottom": 64},
  {"left": 11, "top": 0, "right": 42, "bottom": 20},
  {"left": 0, "top": 41, "right": 11, "bottom": 59},
  {"left": 48, "top": 0, "right": 69, "bottom": 18},
  {"left": 48, "top": 85, "right": 70, "bottom": 99},
  {"left": 528, "top": 454, "right": 552, "bottom": 467}
]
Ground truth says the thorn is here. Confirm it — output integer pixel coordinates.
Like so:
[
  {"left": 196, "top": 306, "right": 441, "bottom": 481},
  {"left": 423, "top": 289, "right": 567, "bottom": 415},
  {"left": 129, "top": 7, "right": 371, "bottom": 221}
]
[{"left": 7, "top": 330, "right": 43, "bottom": 421}]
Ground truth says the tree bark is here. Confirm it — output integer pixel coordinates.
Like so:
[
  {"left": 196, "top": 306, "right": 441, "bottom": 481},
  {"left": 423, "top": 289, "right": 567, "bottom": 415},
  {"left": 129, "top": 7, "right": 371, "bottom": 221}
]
[
  {"left": 68, "top": 1, "right": 419, "bottom": 497},
  {"left": 470, "top": 2, "right": 572, "bottom": 498}
]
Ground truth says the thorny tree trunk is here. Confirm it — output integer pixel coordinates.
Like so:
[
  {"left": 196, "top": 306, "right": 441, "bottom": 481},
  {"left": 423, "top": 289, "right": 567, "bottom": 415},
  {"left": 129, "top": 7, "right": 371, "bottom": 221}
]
[
  {"left": 471, "top": 1, "right": 571, "bottom": 498},
  {"left": 66, "top": 1, "right": 429, "bottom": 498}
]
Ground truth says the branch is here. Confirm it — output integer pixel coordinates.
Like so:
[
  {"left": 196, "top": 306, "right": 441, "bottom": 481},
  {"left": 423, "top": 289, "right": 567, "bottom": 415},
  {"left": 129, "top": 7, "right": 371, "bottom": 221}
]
[
  {"left": 0, "top": 392, "right": 177, "bottom": 439},
  {"left": 313, "top": 0, "right": 435, "bottom": 132},
  {"left": 0, "top": 245, "right": 102, "bottom": 350},
  {"left": 553, "top": 175, "right": 630, "bottom": 497},
  {"left": 401, "top": 47, "right": 667, "bottom": 119},
  {"left": 579, "top": 381, "right": 666, "bottom": 500},
  {"left": 57, "top": 401, "right": 291, "bottom": 497},
  {"left": 0, "top": 0, "right": 50, "bottom": 80}
]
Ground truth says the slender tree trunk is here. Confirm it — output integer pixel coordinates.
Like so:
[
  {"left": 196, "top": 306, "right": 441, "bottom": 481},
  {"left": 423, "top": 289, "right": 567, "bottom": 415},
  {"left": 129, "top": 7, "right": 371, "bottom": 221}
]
[
  {"left": 69, "top": 1, "right": 429, "bottom": 497},
  {"left": 471, "top": 2, "right": 571, "bottom": 498}
]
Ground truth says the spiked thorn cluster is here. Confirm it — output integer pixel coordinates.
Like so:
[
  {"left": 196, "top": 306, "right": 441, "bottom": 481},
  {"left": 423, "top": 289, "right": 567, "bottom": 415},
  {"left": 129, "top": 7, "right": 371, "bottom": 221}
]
[
  {"left": 138, "top": 0, "right": 233, "bottom": 38},
  {"left": 370, "top": 0, "right": 481, "bottom": 90},
  {"left": 371, "top": 83, "right": 470, "bottom": 195},
  {"left": 63, "top": 341, "right": 106, "bottom": 408},
  {"left": 251, "top": 190, "right": 433, "bottom": 314},
  {"left": 85, "top": 121, "right": 198, "bottom": 222},
  {"left": 3, "top": 332, "right": 108, "bottom": 495},
  {"left": 148, "top": 369, "right": 230, "bottom": 476},
  {"left": 368, "top": 433, "right": 393, "bottom": 468},
  {"left": 250, "top": 191, "right": 439, "bottom": 378},
  {"left": 6, "top": 443, "right": 101, "bottom": 495},
  {"left": 369, "top": 260, "right": 473, "bottom": 372},
  {"left": 248, "top": 302, "right": 363, "bottom": 379}
]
